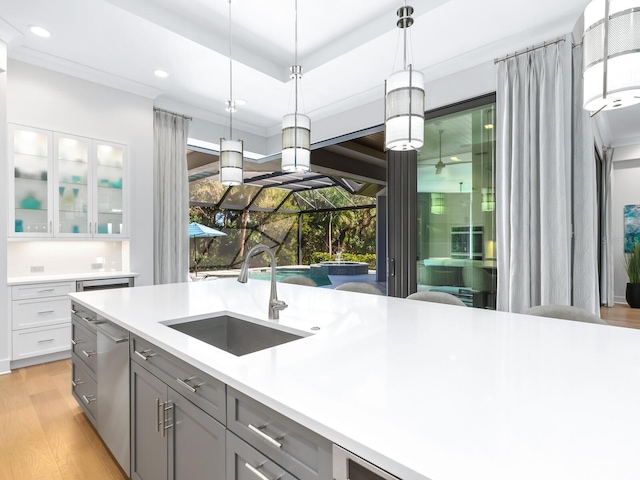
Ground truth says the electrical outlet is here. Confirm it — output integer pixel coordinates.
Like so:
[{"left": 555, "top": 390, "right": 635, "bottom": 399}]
[
  {"left": 31, "top": 266, "right": 44, "bottom": 273},
  {"left": 91, "top": 263, "right": 104, "bottom": 270}
]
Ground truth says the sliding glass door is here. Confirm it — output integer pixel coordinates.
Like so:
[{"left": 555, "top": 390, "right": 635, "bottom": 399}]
[{"left": 416, "top": 95, "right": 497, "bottom": 308}]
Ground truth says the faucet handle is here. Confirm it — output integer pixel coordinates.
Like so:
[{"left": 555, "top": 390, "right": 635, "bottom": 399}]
[{"left": 271, "top": 299, "right": 288, "bottom": 311}]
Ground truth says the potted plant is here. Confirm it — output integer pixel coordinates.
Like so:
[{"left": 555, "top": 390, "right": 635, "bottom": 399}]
[{"left": 624, "top": 240, "right": 640, "bottom": 308}]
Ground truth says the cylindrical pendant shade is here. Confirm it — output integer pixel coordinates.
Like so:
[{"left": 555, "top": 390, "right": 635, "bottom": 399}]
[
  {"left": 583, "top": 0, "right": 640, "bottom": 111},
  {"left": 385, "top": 67, "right": 425, "bottom": 151},
  {"left": 219, "top": 138, "right": 243, "bottom": 185},
  {"left": 282, "top": 113, "right": 311, "bottom": 172},
  {"left": 431, "top": 193, "right": 445, "bottom": 214}
]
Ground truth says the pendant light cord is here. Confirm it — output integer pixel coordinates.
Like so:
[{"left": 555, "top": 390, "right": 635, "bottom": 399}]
[
  {"left": 294, "top": 0, "right": 298, "bottom": 115},
  {"left": 228, "top": 0, "right": 234, "bottom": 139}
]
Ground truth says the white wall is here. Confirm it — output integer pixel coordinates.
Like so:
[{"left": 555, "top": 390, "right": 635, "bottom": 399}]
[
  {"left": 613, "top": 157, "right": 640, "bottom": 303},
  {"left": 0, "top": 41, "right": 9, "bottom": 373},
  {"left": 7, "top": 60, "right": 154, "bottom": 287}
]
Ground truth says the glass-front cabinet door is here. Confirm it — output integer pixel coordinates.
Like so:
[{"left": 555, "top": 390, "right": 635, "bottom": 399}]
[
  {"left": 9, "top": 123, "right": 127, "bottom": 239},
  {"left": 54, "top": 133, "right": 91, "bottom": 236},
  {"left": 94, "top": 141, "right": 125, "bottom": 236},
  {"left": 10, "top": 125, "right": 53, "bottom": 236}
]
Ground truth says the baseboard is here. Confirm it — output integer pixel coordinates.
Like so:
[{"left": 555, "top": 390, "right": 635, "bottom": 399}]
[
  {"left": 10, "top": 351, "right": 71, "bottom": 370},
  {"left": 614, "top": 296, "right": 628, "bottom": 305},
  {"left": 0, "top": 358, "right": 11, "bottom": 375}
]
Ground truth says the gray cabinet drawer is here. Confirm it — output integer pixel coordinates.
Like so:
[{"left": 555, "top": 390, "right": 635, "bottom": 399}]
[
  {"left": 72, "top": 319, "right": 97, "bottom": 374},
  {"left": 130, "top": 335, "right": 226, "bottom": 425},
  {"left": 227, "top": 431, "right": 297, "bottom": 480},
  {"left": 227, "top": 388, "right": 332, "bottom": 480},
  {"left": 72, "top": 357, "right": 98, "bottom": 425}
]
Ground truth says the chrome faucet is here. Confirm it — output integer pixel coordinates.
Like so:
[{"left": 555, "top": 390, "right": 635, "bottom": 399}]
[{"left": 237, "top": 244, "right": 288, "bottom": 320}]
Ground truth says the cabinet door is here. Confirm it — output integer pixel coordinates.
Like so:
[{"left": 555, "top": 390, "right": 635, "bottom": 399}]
[
  {"left": 93, "top": 140, "right": 126, "bottom": 237},
  {"left": 9, "top": 124, "right": 53, "bottom": 237},
  {"left": 131, "top": 362, "right": 168, "bottom": 480},
  {"left": 168, "top": 388, "right": 225, "bottom": 480},
  {"left": 54, "top": 133, "right": 92, "bottom": 237}
]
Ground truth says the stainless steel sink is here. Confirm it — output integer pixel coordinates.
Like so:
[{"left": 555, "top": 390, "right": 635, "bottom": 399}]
[{"left": 165, "top": 314, "right": 307, "bottom": 356}]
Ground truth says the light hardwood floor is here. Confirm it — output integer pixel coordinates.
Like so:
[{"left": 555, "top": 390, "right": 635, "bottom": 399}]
[
  {"left": 0, "top": 359, "right": 127, "bottom": 480},
  {"left": 601, "top": 303, "right": 640, "bottom": 329}
]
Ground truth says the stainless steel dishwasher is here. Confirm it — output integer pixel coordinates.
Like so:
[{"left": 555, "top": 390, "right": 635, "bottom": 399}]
[{"left": 96, "top": 319, "right": 130, "bottom": 476}]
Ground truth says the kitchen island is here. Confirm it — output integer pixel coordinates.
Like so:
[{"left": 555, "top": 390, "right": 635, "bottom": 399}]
[{"left": 69, "top": 278, "right": 640, "bottom": 480}]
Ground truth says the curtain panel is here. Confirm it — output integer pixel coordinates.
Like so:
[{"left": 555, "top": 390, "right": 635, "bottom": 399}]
[
  {"left": 153, "top": 110, "right": 191, "bottom": 284},
  {"left": 496, "top": 41, "right": 573, "bottom": 313},
  {"left": 571, "top": 44, "right": 600, "bottom": 313}
]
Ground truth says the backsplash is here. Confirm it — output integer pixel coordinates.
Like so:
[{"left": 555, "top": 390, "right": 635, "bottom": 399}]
[{"left": 8, "top": 241, "right": 127, "bottom": 277}]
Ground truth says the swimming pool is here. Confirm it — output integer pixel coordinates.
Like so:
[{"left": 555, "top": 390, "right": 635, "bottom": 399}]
[{"left": 248, "top": 267, "right": 332, "bottom": 287}]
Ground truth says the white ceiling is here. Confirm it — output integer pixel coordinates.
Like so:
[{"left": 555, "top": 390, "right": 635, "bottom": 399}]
[{"left": 1, "top": 0, "right": 638, "bottom": 149}]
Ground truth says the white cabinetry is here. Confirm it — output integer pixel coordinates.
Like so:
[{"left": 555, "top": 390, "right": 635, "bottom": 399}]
[
  {"left": 9, "top": 124, "right": 127, "bottom": 238},
  {"left": 10, "top": 281, "right": 75, "bottom": 366}
]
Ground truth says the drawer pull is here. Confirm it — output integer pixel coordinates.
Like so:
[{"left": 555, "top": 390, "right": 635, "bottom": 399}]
[
  {"left": 82, "top": 350, "right": 96, "bottom": 357},
  {"left": 244, "top": 463, "right": 272, "bottom": 480},
  {"left": 176, "top": 376, "right": 204, "bottom": 393},
  {"left": 82, "top": 394, "right": 96, "bottom": 404},
  {"left": 71, "top": 338, "right": 82, "bottom": 346},
  {"left": 37, "top": 288, "right": 55, "bottom": 293},
  {"left": 81, "top": 316, "right": 97, "bottom": 323},
  {"left": 38, "top": 338, "right": 55, "bottom": 344},
  {"left": 37, "top": 310, "right": 55, "bottom": 315},
  {"left": 248, "top": 424, "right": 282, "bottom": 449},
  {"left": 72, "top": 378, "right": 84, "bottom": 387},
  {"left": 71, "top": 309, "right": 77, "bottom": 315},
  {"left": 134, "top": 349, "right": 157, "bottom": 361}
]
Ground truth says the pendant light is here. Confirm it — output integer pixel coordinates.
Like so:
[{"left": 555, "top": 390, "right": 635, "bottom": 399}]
[
  {"left": 583, "top": 0, "right": 640, "bottom": 113},
  {"left": 385, "top": 2, "right": 425, "bottom": 151},
  {"left": 430, "top": 193, "right": 445, "bottom": 214},
  {"left": 220, "top": 0, "right": 243, "bottom": 185},
  {"left": 282, "top": 0, "right": 310, "bottom": 172}
]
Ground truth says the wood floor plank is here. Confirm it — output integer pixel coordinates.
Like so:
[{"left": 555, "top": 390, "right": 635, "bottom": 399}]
[
  {"left": 601, "top": 304, "right": 640, "bottom": 329},
  {"left": 0, "top": 360, "right": 127, "bottom": 480}
]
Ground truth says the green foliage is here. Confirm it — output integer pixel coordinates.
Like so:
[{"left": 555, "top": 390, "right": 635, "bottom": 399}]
[
  {"left": 188, "top": 180, "right": 377, "bottom": 272},
  {"left": 624, "top": 240, "right": 640, "bottom": 284}
]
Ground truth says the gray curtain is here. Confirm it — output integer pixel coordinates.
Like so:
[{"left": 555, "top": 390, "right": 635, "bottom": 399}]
[
  {"left": 571, "top": 44, "right": 600, "bottom": 314},
  {"left": 496, "top": 41, "right": 572, "bottom": 313},
  {"left": 600, "top": 147, "right": 614, "bottom": 306},
  {"left": 153, "top": 110, "right": 190, "bottom": 284}
]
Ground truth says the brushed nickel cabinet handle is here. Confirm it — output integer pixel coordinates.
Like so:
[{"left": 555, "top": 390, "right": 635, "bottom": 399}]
[
  {"left": 163, "top": 402, "right": 173, "bottom": 438},
  {"left": 82, "top": 394, "right": 96, "bottom": 404},
  {"left": 134, "top": 349, "right": 156, "bottom": 361},
  {"left": 156, "top": 398, "right": 162, "bottom": 434},
  {"left": 248, "top": 424, "right": 282, "bottom": 449},
  {"left": 72, "top": 378, "right": 84, "bottom": 388},
  {"left": 37, "top": 310, "right": 55, "bottom": 315},
  {"left": 176, "top": 376, "right": 204, "bottom": 393},
  {"left": 244, "top": 463, "right": 272, "bottom": 480},
  {"left": 38, "top": 338, "right": 55, "bottom": 344},
  {"left": 82, "top": 350, "right": 95, "bottom": 357},
  {"left": 37, "top": 288, "right": 55, "bottom": 293}
]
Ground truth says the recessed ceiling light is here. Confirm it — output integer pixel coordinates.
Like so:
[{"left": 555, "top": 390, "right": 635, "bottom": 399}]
[
  {"left": 154, "top": 69, "right": 169, "bottom": 78},
  {"left": 29, "top": 25, "right": 51, "bottom": 38},
  {"left": 484, "top": 124, "right": 494, "bottom": 130},
  {"left": 450, "top": 157, "right": 460, "bottom": 161}
]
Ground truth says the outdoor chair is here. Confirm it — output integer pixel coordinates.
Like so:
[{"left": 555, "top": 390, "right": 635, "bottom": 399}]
[
  {"left": 279, "top": 276, "right": 317, "bottom": 287},
  {"left": 334, "top": 282, "right": 383, "bottom": 295}
]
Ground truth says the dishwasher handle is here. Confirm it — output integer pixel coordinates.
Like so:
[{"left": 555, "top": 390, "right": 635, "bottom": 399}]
[{"left": 95, "top": 321, "right": 129, "bottom": 344}]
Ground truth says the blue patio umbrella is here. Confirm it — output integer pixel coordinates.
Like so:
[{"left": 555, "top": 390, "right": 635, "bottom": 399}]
[{"left": 189, "top": 222, "right": 226, "bottom": 275}]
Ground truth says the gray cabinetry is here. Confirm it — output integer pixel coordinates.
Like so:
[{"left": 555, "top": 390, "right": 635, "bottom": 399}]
[
  {"left": 130, "top": 339, "right": 226, "bottom": 480},
  {"left": 227, "top": 387, "right": 332, "bottom": 480}
]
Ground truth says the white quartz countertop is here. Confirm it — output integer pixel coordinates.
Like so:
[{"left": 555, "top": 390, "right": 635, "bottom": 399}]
[
  {"left": 69, "top": 279, "right": 640, "bottom": 480},
  {"left": 8, "top": 271, "right": 139, "bottom": 285}
]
